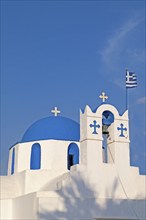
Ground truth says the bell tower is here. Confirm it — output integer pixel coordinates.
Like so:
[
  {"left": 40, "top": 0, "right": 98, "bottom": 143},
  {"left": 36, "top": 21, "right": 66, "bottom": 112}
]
[
  {"left": 80, "top": 97, "right": 130, "bottom": 170},
  {"left": 80, "top": 105, "right": 103, "bottom": 169}
]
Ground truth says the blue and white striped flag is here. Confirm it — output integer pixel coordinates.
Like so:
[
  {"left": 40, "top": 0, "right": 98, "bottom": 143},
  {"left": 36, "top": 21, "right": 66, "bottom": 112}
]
[{"left": 126, "top": 71, "right": 137, "bottom": 88}]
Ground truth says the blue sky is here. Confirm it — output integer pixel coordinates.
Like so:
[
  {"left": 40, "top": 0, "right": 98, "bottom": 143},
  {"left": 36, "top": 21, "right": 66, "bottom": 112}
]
[{"left": 1, "top": 0, "right": 145, "bottom": 175}]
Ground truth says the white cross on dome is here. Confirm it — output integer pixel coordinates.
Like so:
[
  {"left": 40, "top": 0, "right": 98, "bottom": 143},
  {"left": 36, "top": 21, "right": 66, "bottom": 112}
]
[{"left": 51, "top": 107, "right": 61, "bottom": 117}]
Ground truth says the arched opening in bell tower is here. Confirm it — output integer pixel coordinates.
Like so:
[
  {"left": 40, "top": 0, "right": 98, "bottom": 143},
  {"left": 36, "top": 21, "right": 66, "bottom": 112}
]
[{"left": 102, "top": 111, "right": 114, "bottom": 163}]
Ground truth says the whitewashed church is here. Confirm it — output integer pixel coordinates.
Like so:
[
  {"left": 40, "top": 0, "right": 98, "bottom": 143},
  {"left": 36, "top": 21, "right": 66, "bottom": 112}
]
[{"left": 1, "top": 93, "right": 146, "bottom": 220}]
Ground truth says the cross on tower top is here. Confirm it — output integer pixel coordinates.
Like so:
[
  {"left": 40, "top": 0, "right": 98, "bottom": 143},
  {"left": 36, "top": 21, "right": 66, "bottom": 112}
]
[
  {"left": 51, "top": 107, "right": 61, "bottom": 117},
  {"left": 99, "top": 92, "right": 108, "bottom": 103}
]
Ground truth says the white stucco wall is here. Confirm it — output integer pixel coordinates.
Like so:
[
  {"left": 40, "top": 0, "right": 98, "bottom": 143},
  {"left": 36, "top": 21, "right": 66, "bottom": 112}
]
[
  {"left": 0, "top": 199, "right": 12, "bottom": 220},
  {"left": 8, "top": 140, "right": 80, "bottom": 174},
  {"left": 12, "top": 193, "right": 37, "bottom": 220},
  {"left": 0, "top": 175, "right": 21, "bottom": 199},
  {"left": 37, "top": 191, "right": 145, "bottom": 220}
]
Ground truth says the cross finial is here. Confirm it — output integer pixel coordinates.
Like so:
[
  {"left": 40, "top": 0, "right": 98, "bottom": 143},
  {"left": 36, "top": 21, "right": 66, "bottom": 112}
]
[
  {"left": 51, "top": 107, "right": 61, "bottom": 117},
  {"left": 99, "top": 92, "right": 108, "bottom": 103}
]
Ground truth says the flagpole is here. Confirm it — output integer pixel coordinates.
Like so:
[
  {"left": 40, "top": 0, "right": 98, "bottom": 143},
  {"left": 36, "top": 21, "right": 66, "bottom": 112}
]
[
  {"left": 126, "top": 87, "right": 128, "bottom": 110},
  {"left": 126, "top": 69, "right": 128, "bottom": 110}
]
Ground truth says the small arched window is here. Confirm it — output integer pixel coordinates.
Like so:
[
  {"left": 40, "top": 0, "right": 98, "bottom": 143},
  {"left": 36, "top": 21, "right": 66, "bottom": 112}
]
[
  {"left": 30, "top": 143, "right": 41, "bottom": 170},
  {"left": 67, "top": 143, "right": 79, "bottom": 170},
  {"left": 11, "top": 148, "right": 15, "bottom": 174}
]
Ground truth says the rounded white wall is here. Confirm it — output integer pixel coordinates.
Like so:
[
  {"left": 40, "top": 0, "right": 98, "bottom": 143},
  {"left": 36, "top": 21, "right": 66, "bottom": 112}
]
[{"left": 8, "top": 140, "right": 80, "bottom": 174}]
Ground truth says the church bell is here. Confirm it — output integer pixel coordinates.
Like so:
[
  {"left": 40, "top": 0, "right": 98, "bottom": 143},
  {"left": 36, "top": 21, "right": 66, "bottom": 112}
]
[{"left": 102, "top": 125, "right": 109, "bottom": 135}]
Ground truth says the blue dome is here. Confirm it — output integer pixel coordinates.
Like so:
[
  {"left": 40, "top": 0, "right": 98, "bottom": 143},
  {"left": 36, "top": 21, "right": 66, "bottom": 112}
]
[{"left": 21, "top": 116, "right": 80, "bottom": 143}]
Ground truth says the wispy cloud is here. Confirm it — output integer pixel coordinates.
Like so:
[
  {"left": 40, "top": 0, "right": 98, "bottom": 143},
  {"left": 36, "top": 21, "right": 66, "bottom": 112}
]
[
  {"left": 136, "top": 97, "right": 146, "bottom": 104},
  {"left": 99, "top": 15, "right": 145, "bottom": 75}
]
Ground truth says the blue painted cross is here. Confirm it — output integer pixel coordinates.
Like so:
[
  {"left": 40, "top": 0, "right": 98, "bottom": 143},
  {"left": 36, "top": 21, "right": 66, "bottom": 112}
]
[
  {"left": 117, "top": 123, "right": 127, "bottom": 137},
  {"left": 90, "top": 120, "right": 100, "bottom": 134}
]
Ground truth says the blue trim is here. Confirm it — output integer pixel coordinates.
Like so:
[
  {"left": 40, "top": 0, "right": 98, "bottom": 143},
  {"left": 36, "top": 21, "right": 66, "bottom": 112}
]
[
  {"left": 67, "top": 143, "right": 79, "bottom": 170},
  {"left": 30, "top": 143, "right": 41, "bottom": 170},
  {"left": 11, "top": 148, "right": 15, "bottom": 174},
  {"left": 9, "top": 142, "right": 20, "bottom": 150}
]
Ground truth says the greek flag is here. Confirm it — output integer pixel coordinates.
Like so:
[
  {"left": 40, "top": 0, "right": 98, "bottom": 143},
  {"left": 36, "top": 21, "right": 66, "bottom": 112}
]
[{"left": 126, "top": 71, "right": 137, "bottom": 88}]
